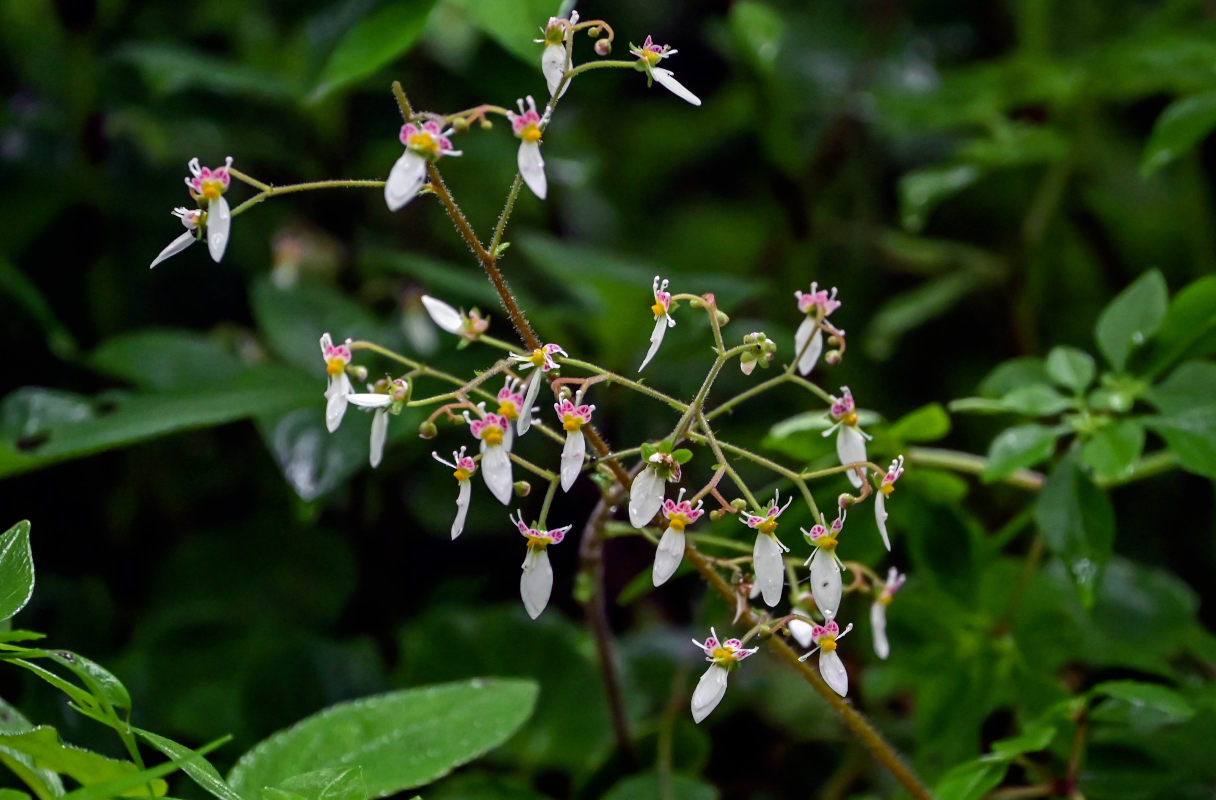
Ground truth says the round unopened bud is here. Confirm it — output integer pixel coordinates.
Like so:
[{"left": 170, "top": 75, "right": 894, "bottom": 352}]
[
  {"left": 730, "top": 498, "right": 748, "bottom": 511},
  {"left": 514, "top": 480, "right": 532, "bottom": 497},
  {"left": 418, "top": 420, "right": 438, "bottom": 439},
  {"left": 761, "top": 339, "right": 777, "bottom": 354},
  {"left": 452, "top": 117, "right": 470, "bottom": 132},
  {"left": 347, "top": 365, "right": 368, "bottom": 382},
  {"left": 709, "top": 508, "right": 725, "bottom": 521},
  {"left": 714, "top": 309, "right": 731, "bottom": 327},
  {"left": 480, "top": 118, "right": 493, "bottom": 130},
  {"left": 828, "top": 334, "right": 842, "bottom": 347},
  {"left": 594, "top": 38, "right": 611, "bottom": 56},
  {"left": 825, "top": 350, "right": 842, "bottom": 365},
  {"left": 758, "top": 353, "right": 772, "bottom": 369},
  {"left": 372, "top": 377, "right": 391, "bottom": 393},
  {"left": 557, "top": 386, "right": 573, "bottom": 402},
  {"left": 837, "top": 492, "right": 856, "bottom": 509}
]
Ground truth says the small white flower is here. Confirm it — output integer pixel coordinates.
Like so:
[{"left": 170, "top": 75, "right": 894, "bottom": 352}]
[
  {"left": 874, "top": 455, "right": 904, "bottom": 551},
  {"left": 553, "top": 399, "right": 594, "bottom": 491},
  {"left": 631, "top": 36, "right": 701, "bottom": 106},
  {"left": 628, "top": 449, "right": 683, "bottom": 528},
  {"left": 508, "top": 343, "right": 566, "bottom": 435},
  {"left": 797, "top": 618, "right": 854, "bottom": 697},
  {"left": 793, "top": 283, "right": 840, "bottom": 375},
  {"left": 467, "top": 410, "right": 514, "bottom": 504},
  {"left": 185, "top": 157, "right": 234, "bottom": 262},
  {"left": 319, "top": 333, "right": 354, "bottom": 433},
  {"left": 871, "top": 567, "right": 906, "bottom": 660},
  {"left": 690, "top": 628, "right": 757, "bottom": 723},
  {"left": 822, "top": 387, "right": 871, "bottom": 489},
  {"left": 509, "top": 96, "right": 547, "bottom": 200},
  {"left": 739, "top": 490, "right": 794, "bottom": 608},
  {"left": 385, "top": 120, "right": 461, "bottom": 211},
  {"left": 149, "top": 207, "right": 201, "bottom": 269},
  {"left": 652, "top": 488, "right": 704, "bottom": 586},
  {"left": 802, "top": 513, "right": 846, "bottom": 620},
  {"left": 638, "top": 276, "right": 675, "bottom": 372},
  {"left": 538, "top": 14, "right": 574, "bottom": 98},
  {"left": 420, "top": 295, "right": 463, "bottom": 334},
  {"left": 432, "top": 447, "right": 477, "bottom": 539},
  {"left": 513, "top": 511, "right": 571, "bottom": 619},
  {"left": 347, "top": 379, "right": 407, "bottom": 467}
]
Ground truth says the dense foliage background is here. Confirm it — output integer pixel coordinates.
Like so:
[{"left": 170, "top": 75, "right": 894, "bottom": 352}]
[{"left": 2, "top": 0, "right": 1215, "bottom": 798}]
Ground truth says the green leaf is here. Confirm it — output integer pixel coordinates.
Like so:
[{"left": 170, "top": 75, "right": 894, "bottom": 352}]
[
  {"left": 58, "top": 736, "right": 226, "bottom": 800},
  {"left": 0, "top": 698, "right": 65, "bottom": 800},
  {"left": 1146, "top": 360, "right": 1216, "bottom": 414},
  {"left": 0, "top": 520, "right": 34, "bottom": 622},
  {"left": 1143, "top": 407, "right": 1216, "bottom": 478},
  {"left": 898, "top": 164, "right": 983, "bottom": 232},
  {"left": 227, "top": 679, "right": 538, "bottom": 799},
  {"left": 887, "top": 403, "right": 951, "bottom": 442},
  {"left": 310, "top": 1, "right": 437, "bottom": 102},
  {"left": 90, "top": 331, "right": 244, "bottom": 392},
  {"left": 0, "top": 388, "right": 94, "bottom": 444},
  {"left": 1034, "top": 456, "right": 1115, "bottom": 607},
  {"left": 1080, "top": 420, "right": 1146, "bottom": 483},
  {"left": 251, "top": 279, "right": 391, "bottom": 376},
  {"left": 0, "top": 727, "right": 167, "bottom": 797},
  {"left": 1045, "top": 346, "right": 1096, "bottom": 393},
  {"left": 1146, "top": 275, "right": 1216, "bottom": 374},
  {"left": 1089, "top": 680, "right": 1195, "bottom": 729},
  {"left": 114, "top": 43, "right": 300, "bottom": 99},
  {"left": 982, "top": 424, "right": 1060, "bottom": 482},
  {"left": 46, "top": 651, "right": 131, "bottom": 714},
  {"left": 1094, "top": 270, "right": 1169, "bottom": 371},
  {"left": 256, "top": 407, "right": 371, "bottom": 502},
  {"left": 671, "top": 448, "right": 693, "bottom": 464},
  {"left": 0, "top": 790, "right": 31, "bottom": 800},
  {"left": 979, "top": 357, "right": 1048, "bottom": 397},
  {"left": 1000, "top": 384, "right": 1073, "bottom": 416},
  {"left": 134, "top": 728, "right": 241, "bottom": 800},
  {"left": 264, "top": 767, "right": 367, "bottom": 800},
  {"left": 1141, "top": 92, "right": 1216, "bottom": 174},
  {"left": 601, "top": 772, "right": 719, "bottom": 800},
  {"left": 934, "top": 759, "right": 1009, "bottom": 800},
  {"left": 990, "top": 722, "right": 1058, "bottom": 757},
  {"left": 448, "top": 0, "right": 561, "bottom": 66}
]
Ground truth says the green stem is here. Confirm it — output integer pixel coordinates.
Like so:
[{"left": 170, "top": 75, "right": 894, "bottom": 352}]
[
  {"left": 537, "top": 478, "right": 560, "bottom": 527},
  {"left": 561, "top": 357, "right": 689, "bottom": 410},
  {"left": 906, "top": 446, "right": 1045, "bottom": 490},
  {"left": 566, "top": 59, "right": 639, "bottom": 78},
  {"left": 228, "top": 176, "right": 385, "bottom": 217}
]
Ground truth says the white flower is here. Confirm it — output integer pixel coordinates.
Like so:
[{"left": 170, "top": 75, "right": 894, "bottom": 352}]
[
  {"left": 690, "top": 628, "right": 757, "bottom": 723},
  {"left": 513, "top": 511, "right": 571, "bottom": 619},
  {"left": 538, "top": 14, "right": 574, "bottom": 98},
  {"left": 871, "top": 567, "right": 906, "bottom": 660},
  {"left": 628, "top": 449, "right": 683, "bottom": 528},
  {"left": 185, "top": 157, "right": 234, "bottom": 262},
  {"left": 467, "top": 410, "right": 514, "bottom": 504},
  {"left": 793, "top": 283, "right": 840, "bottom": 375},
  {"left": 385, "top": 120, "right": 461, "bottom": 211},
  {"left": 822, "top": 387, "right": 871, "bottom": 489},
  {"left": 509, "top": 96, "right": 547, "bottom": 200},
  {"left": 739, "top": 490, "right": 794, "bottom": 607},
  {"left": 874, "top": 455, "right": 904, "bottom": 551},
  {"left": 652, "top": 489, "right": 704, "bottom": 586},
  {"left": 420, "top": 294, "right": 491, "bottom": 341},
  {"left": 553, "top": 399, "right": 594, "bottom": 491},
  {"left": 802, "top": 513, "right": 846, "bottom": 620},
  {"left": 149, "top": 207, "right": 201, "bottom": 269},
  {"left": 508, "top": 342, "right": 566, "bottom": 435},
  {"left": 630, "top": 36, "right": 701, "bottom": 106},
  {"left": 347, "top": 379, "right": 408, "bottom": 467},
  {"left": 797, "top": 618, "right": 854, "bottom": 697},
  {"left": 319, "top": 333, "right": 354, "bottom": 433},
  {"left": 638, "top": 276, "right": 676, "bottom": 372},
  {"left": 432, "top": 448, "right": 477, "bottom": 539}
]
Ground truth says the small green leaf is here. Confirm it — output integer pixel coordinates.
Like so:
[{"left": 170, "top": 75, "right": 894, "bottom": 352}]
[
  {"left": 134, "top": 728, "right": 241, "bottom": 800},
  {"left": 0, "top": 520, "right": 34, "bottom": 622},
  {"left": 898, "top": 164, "right": 983, "bottom": 232},
  {"left": 310, "top": 1, "right": 437, "bottom": 102},
  {"left": 1143, "top": 407, "right": 1216, "bottom": 478},
  {"left": 47, "top": 651, "right": 131, "bottom": 713},
  {"left": 671, "top": 448, "right": 693, "bottom": 464},
  {"left": 1141, "top": 92, "right": 1216, "bottom": 174},
  {"left": 1000, "top": 384, "right": 1073, "bottom": 416},
  {"left": 1146, "top": 360, "right": 1216, "bottom": 414},
  {"left": 982, "top": 424, "right": 1060, "bottom": 482},
  {"left": 1034, "top": 456, "right": 1115, "bottom": 607},
  {"left": 887, "top": 403, "right": 951, "bottom": 442},
  {"left": 601, "top": 772, "right": 718, "bottom": 800},
  {"left": 1146, "top": 275, "right": 1216, "bottom": 373},
  {"left": 1045, "top": 346, "right": 1096, "bottom": 393},
  {"left": 979, "top": 357, "right": 1048, "bottom": 397},
  {"left": 934, "top": 759, "right": 1009, "bottom": 800},
  {"left": 1094, "top": 270, "right": 1169, "bottom": 371},
  {"left": 990, "top": 721, "right": 1058, "bottom": 757},
  {"left": 1090, "top": 680, "right": 1195, "bottom": 724},
  {"left": 1080, "top": 420, "right": 1145, "bottom": 483},
  {"left": 0, "top": 698, "right": 64, "bottom": 800},
  {"left": 227, "top": 679, "right": 538, "bottom": 800},
  {"left": 0, "top": 727, "right": 168, "bottom": 796}
]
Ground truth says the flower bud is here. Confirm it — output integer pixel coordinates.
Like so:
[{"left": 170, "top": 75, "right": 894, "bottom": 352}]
[
  {"left": 740, "top": 351, "right": 757, "bottom": 376},
  {"left": 452, "top": 116, "right": 470, "bottom": 132},
  {"left": 347, "top": 365, "right": 368, "bottom": 382},
  {"left": 761, "top": 339, "right": 777, "bottom": 354},
  {"left": 594, "top": 39, "right": 611, "bottom": 56},
  {"left": 372, "top": 376, "right": 391, "bottom": 393},
  {"left": 714, "top": 309, "right": 730, "bottom": 327},
  {"left": 730, "top": 498, "right": 748, "bottom": 511},
  {"left": 418, "top": 420, "right": 438, "bottom": 439},
  {"left": 588, "top": 25, "right": 601, "bottom": 36},
  {"left": 709, "top": 508, "right": 726, "bottom": 521},
  {"left": 825, "top": 350, "right": 841, "bottom": 365},
  {"left": 514, "top": 480, "right": 532, "bottom": 497},
  {"left": 479, "top": 118, "right": 493, "bottom": 130},
  {"left": 837, "top": 492, "right": 856, "bottom": 509}
]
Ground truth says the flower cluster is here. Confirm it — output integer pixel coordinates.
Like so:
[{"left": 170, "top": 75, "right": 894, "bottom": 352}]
[
  {"left": 150, "top": 157, "right": 235, "bottom": 268},
  {"left": 690, "top": 629, "right": 757, "bottom": 723}
]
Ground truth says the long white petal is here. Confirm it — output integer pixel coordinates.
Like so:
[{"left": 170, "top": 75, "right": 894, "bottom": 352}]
[
  {"left": 652, "top": 527, "right": 685, "bottom": 586},
  {"left": 789, "top": 617, "right": 815, "bottom": 649},
  {"left": 794, "top": 318, "right": 823, "bottom": 376},
  {"left": 691, "top": 664, "right": 728, "bottom": 723},
  {"left": 368, "top": 408, "right": 389, "bottom": 468},
  {"left": 482, "top": 445, "right": 513, "bottom": 504},
  {"left": 206, "top": 195, "right": 231, "bottom": 262},
  {"left": 837, "top": 425, "right": 867, "bottom": 489},
  {"left": 347, "top": 393, "right": 393, "bottom": 408},
  {"left": 871, "top": 601, "right": 890, "bottom": 660},
  {"left": 517, "top": 371, "right": 542, "bottom": 435},
  {"left": 753, "top": 534, "right": 784, "bottom": 607},
  {"left": 819, "top": 649, "right": 849, "bottom": 697},
  {"left": 628, "top": 468, "right": 665, "bottom": 528},
  {"left": 651, "top": 67, "right": 702, "bottom": 106},
  {"left": 560, "top": 430, "right": 585, "bottom": 491},
  {"left": 542, "top": 44, "right": 568, "bottom": 98},
  {"left": 324, "top": 373, "right": 352, "bottom": 433},
  {"left": 384, "top": 151, "right": 427, "bottom": 211},
  {"left": 517, "top": 141, "right": 547, "bottom": 200},
  {"left": 809, "top": 549, "right": 843, "bottom": 619},
  {"left": 875, "top": 490, "right": 891, "bottom": 551},
  {"left": 520, "top": 547, "right": 554, "bottom": 619},
  {"left": 452, "top": 480, "right": 471, "bottom": 539},
  {"left": 150, "top": 231, "right": 195, "bottom": 269},
  {"left": 421, "top": 295, "right": 463, "bottom": 334},
  {"left": 638, "top": 316, "right": 668, "bottom": 372}
]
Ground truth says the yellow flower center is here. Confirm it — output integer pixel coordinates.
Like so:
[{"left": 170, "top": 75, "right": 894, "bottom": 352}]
[
  {"left": 201, "top": 179, "right": 224, "bottom": 201},
  {"left": 530, "top": 349, "right": 546, "bottom": 367},
  {"left": 562, "top": 414, "right": 583, "bottom": 432},
  {"left": 520, "top": 124, "right": 542, "bottom": 143},
  {"left": 484, "top": 429, "right": 503, "bottom": 446},
  {"left": 325, "top": 357, "right": 346, "bottom": 376},
  {"left": 817, "top": 535, "right": 838, "bottom": 550},
  {"left": 650, "top": 301, "right": 666, "bottom": 316},
  {"left": 526, "top": 535, "right": 549, "bottom": 550},
  {"left": 711, "top": 646, "right": 735, "bottom": 662},
  {"left": 497, "top": 401, "right": 519, "bottom": 420},
  {"left": 843, "top": 412, "right": 858, "bottom": 426},
  {"left": 453, "top": 467, "right": 472, "bottom": 481},
  {"left": 407, "top": 131, "right": 439, "bottom": 157},
  {"left": 820, "top": 637, "right": 837, "bottom": 652},
  {"left": 644, "top": 50, "right": 662, "bottom": 67},
  {"left": 880, "top": 483, "right": 895, "bottom": 496},
  {"left": 879, "top": 595, "right": 893, "bottom": 607},
  {"left": 757, "top": 518, "right": 778, "bottom": 535},
  {"left": 667, "top": 514, "right": 689, "bottom": 532}
]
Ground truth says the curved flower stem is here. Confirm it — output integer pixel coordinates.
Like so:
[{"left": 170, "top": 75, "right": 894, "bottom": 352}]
[
  {"left": 227, "top": 172, "right": 386, "bottom": 218},
  {"left": 906, "top": 446, "right": 1045, "bottom": 490},
  {"left": 510, "top": 453, "right": 557, "bottom": 483},
  {"left": 566, "top": 59, "right": 639, "bottom": 78},
  {"left": 560, "top": 357, "right": 689, "bottom": 410},
  {"left": 686, "top": 533, "right": 752, "bottom": 554},
  {"left": 490, "top": 175, "right": 524, "bottom": 255},
  {"left": 689, "top": 421, "right": 822, "bottom": 522},
  {"left": 693, "top": 413, "right": 759, "bottom": 510}
]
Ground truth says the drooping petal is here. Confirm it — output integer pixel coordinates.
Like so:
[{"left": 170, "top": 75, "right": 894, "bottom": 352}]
[
  {"left": 542, "top": 44, "right": 567, "bottom": 98},
  {"left": 638, "top": 316, "right": 669, "bottom": 372},
  {"left": 871, "top": 601, "right": 890, "bottom": 660},
  {"left": 794, "top": 317, "right": 823, "bottom": 376},
  {"left": 690, "top": 664, "right": 729, "bottom": 723},
  {"left": 421, "top": 295, "right": 463, "bottom": 334},
  {"left": 819, "top": 649, "right": 849, "bottom": 697},
  {"left": 481, "top": 444, "right": 514, "bottom": 505},
  {"left": 789, "top": 616, "right": 815, "bottom": 649},
  {"left": 560, "top": 430, "right": 585, "bottom": 491},
  {"left": 650, "top": 67, "right": 702, "bottom": 106},
  {"left": 809, "top": 549, "right": 843, "bottom": 620},
  {"left": 452, "top": 479, "right": 471, "bottom": 539},
  {"left": 347, "top": 394, "right": 394, "bottom": 408},
  {"left": 753, "top": 534, "right": 784, "bottom": 608},
  {"left": 324, "top": 373, "right": 353, "bottom": 433},
  {"left": 836, "top": 425, "right": 867, "bottom": 489},
  {"left": 874, "top": 490, "right": 891, "bottom": 551},
  {"left": 628, "top": 467, "right": 665, "bottom": 528},
  {"left": 652, "top": 527, "right": 685, "bottom": 586},
  {"left": 206, "top": 195, "right": 231, "bottom": 262},
  {"left": 368, "top": 408, "right": 389, "bottom": 468},
  {"left": 517, "top": 371, "right": 542, "bottom": 435},
  {"left": 517, "top": 141, "right": 547, "bottom": 200},
  {"left": 520, "top": 547, "right": 554, "bottom": 619},
  {"left": 384, "top": 150, "right": 428, "bottom": 211},
  {"left": 149, "top": 231, "right": 196, "bottom": 269}
]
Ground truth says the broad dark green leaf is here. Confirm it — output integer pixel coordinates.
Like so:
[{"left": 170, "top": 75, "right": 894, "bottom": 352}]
[
  {"left": 263, "top": 767, "right": 367, "bottom": 800},
  {"left": 1045, "top": 346, "right": 1096, "bottom": 393},
  {"left": 90, "top": 331, "right": 244, "bottom": 392},
  {"left": 0, "top": 698, "right": 64, "bottom": 800},
  {"left": 989, "top": 721, "right": 1058, "bottom": 757},
  {"left": 251, "top": 279, "right": 391, "bottom": 376},
  {"left": 135, "top": 728, "right": 241, "bottom": 800},
  {"left": 1146, "top": 275, "right": 1216, "bottom": 374},
  {"left": 0, "top": 521, "right": 34, "bottom": 622},
  {"left": 227, "top": 679, "right": 537, "bottom": 800},
  {"left": 1143, "top": 408, "right": 1216, "bottom": 478},
  {"left": 0, "top": 256, "right": 76, "bottom": 359},
  {"left": 601, "top": 772, "right": 718, "bottom": 800},
  {"left": 1000, "top": 384, "right": 1072, "bottom": 416},
  {"left": 310, "top": 1, "right": 437, "bottom": 102},
  {"left": 1090, "top": 680, "right": 1195, "bottom": 730},
  {"left": 1034, "top": 456, "right": 1115, "bottom": 607},
  {"left": 1080, "top": 420, "right": 1145, "bottom": 483},
  {"left": 256, "top": 407, "right": 368, "bottom": 502},
  {"left": 1094, "top": 270, "right": 1168, "bottom": 371},
  {"left": 887, "top": 403, "right": 951, "bottom": 442},
  {"left": 0, "top": 388, "right": 94, "bottom": 444},
  {"left": 0, "top": 727, "right": 167, "bottom": 797},
  {"left": 1141, "top": 92, "right": 1216, "bottom": 174},
  {"left": 982, "top": 424, "right": 1060, "bottom": 482},
  {"left": 934, "top": 759, "right": 1009, "bottom": 800},
  {"left": 115, "top": 44, "right": 300, "bottom": 99},
  {"left": 449, "top": 0, "right": 562, "bottom": 66}
]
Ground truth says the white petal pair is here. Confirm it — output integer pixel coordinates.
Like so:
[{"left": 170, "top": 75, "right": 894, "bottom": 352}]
[
  {"left": 690, "top": 664, "right": 728, "bottom": 724},
  {"left": 520, "top": 547, "right": 553, "bottom": 620},
  {"left": 628, "top": 467, "right": 665, "bottom": 528},
  {"left": 652, "top": 526, "right": 684, "bottom": 586},
  {"left": 752, "top": 533, "right": 788, "bottom": 607}
]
